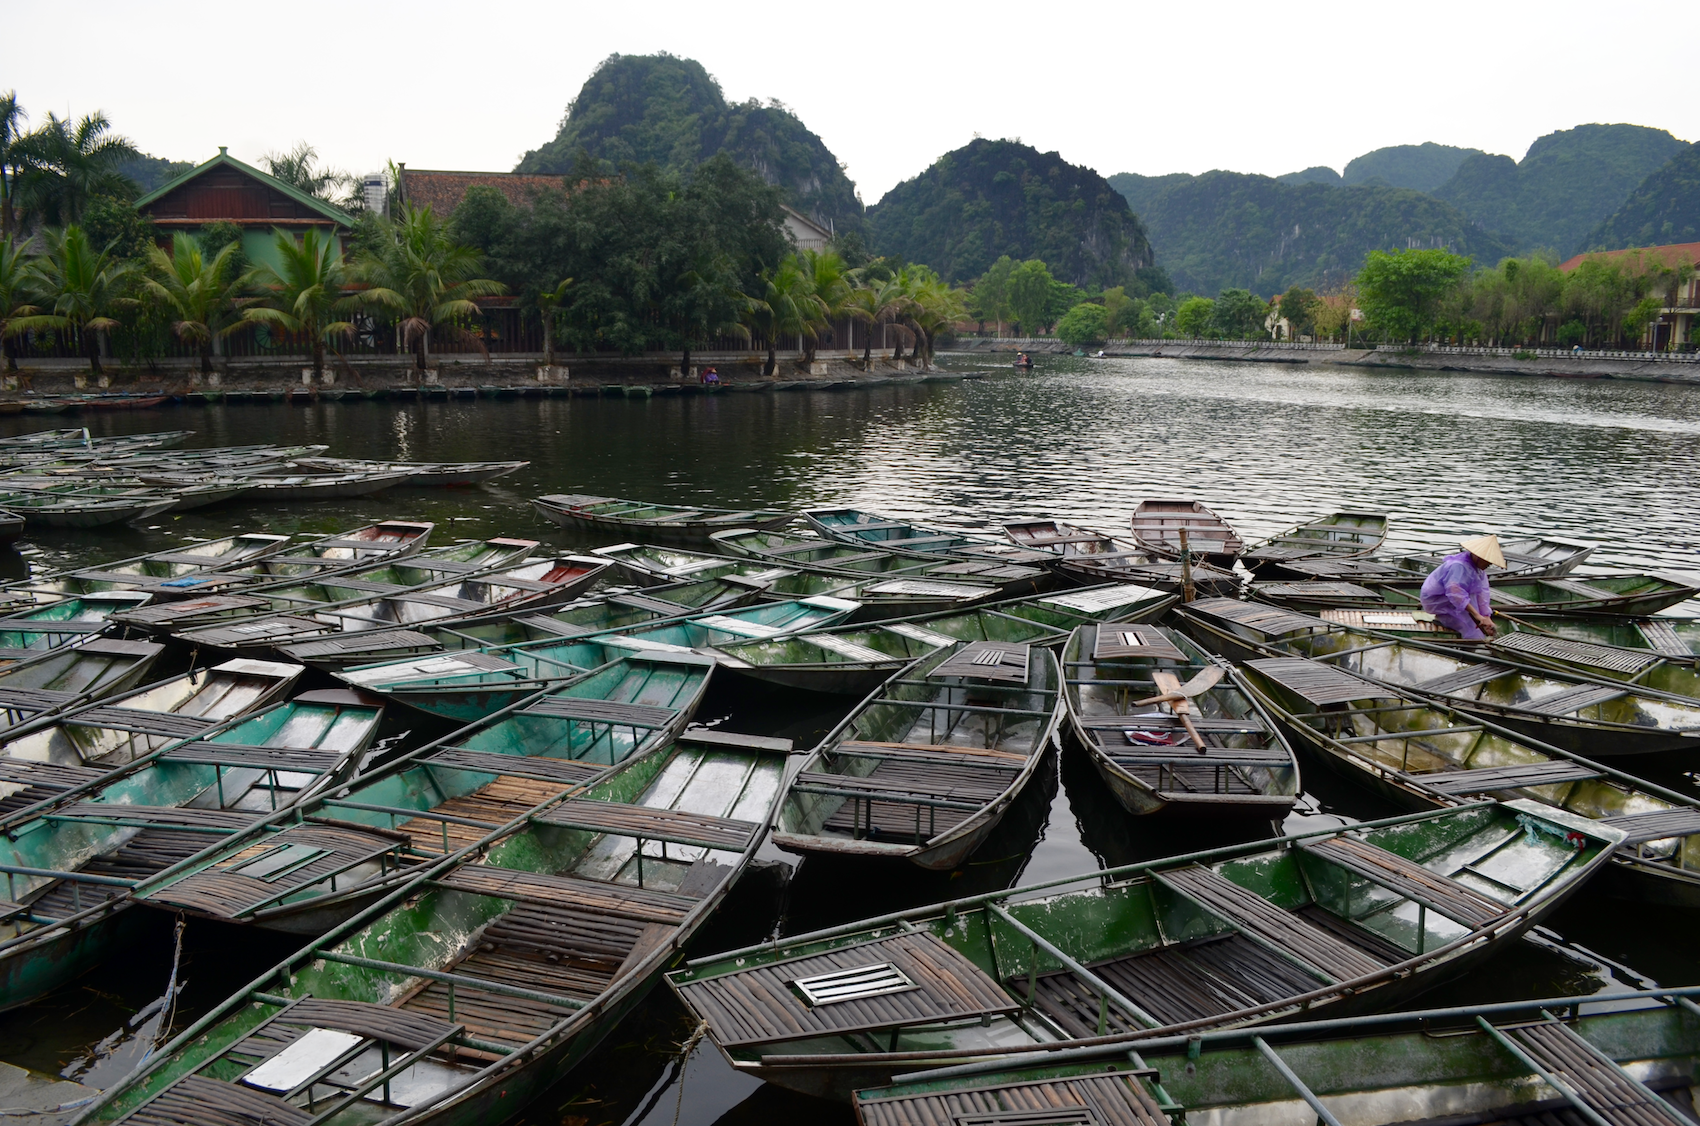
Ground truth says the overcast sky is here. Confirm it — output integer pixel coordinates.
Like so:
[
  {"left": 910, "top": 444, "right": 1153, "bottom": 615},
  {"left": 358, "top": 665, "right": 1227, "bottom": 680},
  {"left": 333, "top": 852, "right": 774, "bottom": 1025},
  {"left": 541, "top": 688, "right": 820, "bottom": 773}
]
[{"left": 5, "top": 0, "right": 1693, "bottom": 204}]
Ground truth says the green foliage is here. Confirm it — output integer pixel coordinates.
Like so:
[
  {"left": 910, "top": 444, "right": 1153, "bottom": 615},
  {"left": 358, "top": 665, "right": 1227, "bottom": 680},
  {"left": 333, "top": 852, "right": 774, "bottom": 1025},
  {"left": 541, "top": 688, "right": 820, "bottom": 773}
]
[
  {"left": 262, "top": 142, "right": 357, "bottom": 209},
  {"left": 1435, "top": 125, "right": 1689, "bottom": 255},
  {"left": 1212, "top": 288, "right": 1268, "bottom": 338},
  {"left": 12, "top": 111, "right": 139, "bottom": 227},
  {"left": 1445, "top": 251, "right": 1689, "bottom": 348},
  {"left": 141, "top": 232, "right": 247, "bottom": 374},
  {"left": 1100, "top": 286, "right": 1131, "bottom": 334},
  {"left": 968, "top": 255, "right": 1015, "bottom": 329},
  {"left": 1055, "top": 301, "right": 1109, "bottom": 347},
  {"left": 198, "top": 220, "right": 248, "bottom": 275},
  {"left": 1277, "top": 286, "right": 1317, "bottom": 337},
  {"left": 1122, "top": 171, "right": 1512, "bottom": 294},
  {"left": 115, "top": 153, "right": 193, "bottom": 195},
  {"left": 243, "top": 227, "right": 355, "bottom": 377},
  {"left": 865, "top": 139, "right": 1154, "bottom": 286},
  {"left": 1006, "top": 258, "right": 1055, "bottom": 334},
  {"left": 1276, "top": 167, "right": 1343, "bottom": 187},
  {"left": 1342, "top": 143, "right": 1482, "bottom": 191},
  {"left": 1355, "top": 248, "right": 1472, "bottom": 341},
  {"left": 1582, "top": 141, "right": 1700, "bottom": 251},
  {"left": 351, "top": 205, "right": 505, "bottom": 370},
  {"left": 1105, "top": 172, "right": 1194, "bottom": 217},
  {"left": 82, "top": 195, "right": 156, "bottom": 261},
  {"left": 10, "top": 224, "right": 138, "bottom": 374},
  {"left": 0, "top": 236, "right": 40, "bottom": 370},
  {"left": 516, "top": 53, "right": 861, "bottom": 233},
  {"left": 1175, "top": 296, "right": 1214, "bottom": 338}
]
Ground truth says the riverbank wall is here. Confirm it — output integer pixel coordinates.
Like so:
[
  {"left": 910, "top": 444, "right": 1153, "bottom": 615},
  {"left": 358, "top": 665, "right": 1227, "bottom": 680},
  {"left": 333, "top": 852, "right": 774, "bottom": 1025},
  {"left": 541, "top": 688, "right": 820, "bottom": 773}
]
[{"left": 949, "top": 336, "right": 1700, "bottom": 385}]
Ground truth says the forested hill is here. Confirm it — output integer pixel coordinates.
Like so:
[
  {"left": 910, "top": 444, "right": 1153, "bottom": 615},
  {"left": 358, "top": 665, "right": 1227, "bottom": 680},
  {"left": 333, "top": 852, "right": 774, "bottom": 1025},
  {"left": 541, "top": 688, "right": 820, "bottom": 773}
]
[
  {"left": 1433, "top": 124, "right": 1688, "bottom": 254},
  {"left": 1340, "top": 143, "right": 1482, "bottom": 191},
  {"left": 515, "top": 53, "right": 862, "bottom": 232},
  {"left": 867, "top": 140, "right": 1153, "bottom": 286},
  {"left": 1582, "top": 141, "right": 1700, "bottom": 251},
  {"left": 1132, "top": 172, "right": 1514, "bottom": 294}
]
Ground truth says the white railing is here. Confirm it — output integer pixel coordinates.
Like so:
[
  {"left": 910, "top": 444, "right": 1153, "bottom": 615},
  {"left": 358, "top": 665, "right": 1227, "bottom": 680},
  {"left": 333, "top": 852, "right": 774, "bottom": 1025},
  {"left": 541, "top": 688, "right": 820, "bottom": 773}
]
[
  {"left": 1107, "top": 338, "right": 1349, "bottom": 351},
  {"left": 1373, "top": 344, "right": 1700, "bottom": 363}
]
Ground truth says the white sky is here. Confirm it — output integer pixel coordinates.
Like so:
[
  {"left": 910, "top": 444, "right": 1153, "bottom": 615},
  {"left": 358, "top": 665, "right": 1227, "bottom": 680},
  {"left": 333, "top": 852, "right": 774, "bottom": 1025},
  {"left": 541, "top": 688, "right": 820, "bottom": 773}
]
[{"left": 4, "top": 0, "right": 1692, "bottom": 205}]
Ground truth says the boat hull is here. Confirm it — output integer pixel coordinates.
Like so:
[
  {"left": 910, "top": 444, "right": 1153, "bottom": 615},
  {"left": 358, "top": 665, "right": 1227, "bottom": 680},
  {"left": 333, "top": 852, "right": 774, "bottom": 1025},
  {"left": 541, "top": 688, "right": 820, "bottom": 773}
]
[{"left": 0, "top": 903, "right": 148, "bottom": 1013}]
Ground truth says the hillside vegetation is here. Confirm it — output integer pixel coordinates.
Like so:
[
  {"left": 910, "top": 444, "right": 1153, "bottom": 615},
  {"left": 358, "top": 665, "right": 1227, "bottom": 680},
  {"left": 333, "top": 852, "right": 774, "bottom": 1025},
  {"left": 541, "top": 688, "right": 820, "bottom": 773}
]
[
  {"left": 868, "top": 140, "right": 1153, "bottom": 287},
  {"left": 1579, "top": 141, "right": 1700, "bottom": 251},
  {"left": 1340, "top": 143, "right": 1482, "bottom": 191},
  {"left": 1434, "top": 124, "right": 1687, "bottom": 254},
  {"left": 515, "top": 53, "right": 862, "bottom": 232}
]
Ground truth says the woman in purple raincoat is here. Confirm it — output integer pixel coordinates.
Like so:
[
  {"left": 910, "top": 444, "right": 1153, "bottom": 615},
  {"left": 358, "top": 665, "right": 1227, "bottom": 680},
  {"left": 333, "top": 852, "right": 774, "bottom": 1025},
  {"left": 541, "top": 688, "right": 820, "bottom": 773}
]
[{"left": 1419, "top": 534, "right": 1505, "bottom": 639}]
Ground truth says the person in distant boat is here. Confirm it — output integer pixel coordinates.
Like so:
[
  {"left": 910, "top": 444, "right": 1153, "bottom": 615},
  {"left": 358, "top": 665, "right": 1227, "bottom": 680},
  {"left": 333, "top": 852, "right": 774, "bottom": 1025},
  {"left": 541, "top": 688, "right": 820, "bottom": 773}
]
[
  {"left": 1015, "top": 352, "right": 1030, "bottom": 367},
  {"left": 702, "top": 366, "right": 720, "bottom": 385},
  {"left": 1419, "top": 534, "right": 1505, "bottom": 639}
]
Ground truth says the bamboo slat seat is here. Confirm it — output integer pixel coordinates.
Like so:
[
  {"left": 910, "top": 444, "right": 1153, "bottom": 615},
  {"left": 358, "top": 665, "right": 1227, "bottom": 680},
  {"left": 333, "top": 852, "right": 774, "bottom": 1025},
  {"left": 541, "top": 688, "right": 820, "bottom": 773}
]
[
  {"left": 533, "top": 800, "right": 759, "bottom": 851},
  {"left": 55, "top": 802, "right": 258, "bottom": 828},
  {"left": 0, "top": 687, "right": 76, "bottom": 713},
  {"left": 1189, "top": 598, "right": 1324, "bottom": 635},
  {"left": 142, "top": 824, "right": 404, "bottom": 918},
  {"left": 1527, "top": 684, "right": 1630, "bottom": 716},
  {"left": 1420, "top": 761, "right": 1603, "bottom": 795},
  {"left": 420, "top": 748, "right": 606, "bottom": 785},
  {"left": 1412, "top": 664, "right": 1515, "bottom": 695},
  {"left": 1491, "top": 632, "right": 1661, "bottom": 675},
  {"left": 181, "top": 617, "right": 326, "bottom": 646},
  {"left": 676, "top": 930, "right": 1017, "bottom": 1048},
  {"left": 116, "top": 596, "right": 270, "bottom": 625},
  {"left": 433, "top": 865, "right": 698, "bottom": 922},
  {"left": 128, "top": 1074, "right": 313, "bottom": 1126},
  {"left": 932, "top": 641, "right": 1031, "bottom": 683},
  {"left": 394, "top": 775, "right": 566, "bottom": 854},
  {"left": 69, "top": 706, "right": 218, "bottom": 738},
  {"left": 282, "top": 629, "right": 437, "bottom": 659},
  {"left": 0, "top": 760, "right": 105, "bottom": 816},
  {"left": 1302, "top": 834, "right": 1509, "bottom": 928},
  {"left": 1246, "top": 658, "right": 1385, "bottom": 706},
  {"left": 857, "top": 1071, "right": 1169, "bottom": 1126},
  {"left": 1157, "top": 866, "right": 1387, "bottom": 982},
  {"left": 520, "top": 697, "right": 679, "bottom": 728},
  {"left": 1504, "top": 1019, "right": 1688, "bottom": 1125},
  {"left": 282, "top": 998, "right": 459, "bottom": 1050},
  {"left": 1600, "top": 809, "right": 1700, "bottom": 844},
  {"left": 1638, "top": 620, "right": 1691, "bottom": 657},
  {"left": 317, "top": 578, "right": 407, "bottom": 595},
  {"left": 160, "top": 743, "right": 345, "bottom": 773}
]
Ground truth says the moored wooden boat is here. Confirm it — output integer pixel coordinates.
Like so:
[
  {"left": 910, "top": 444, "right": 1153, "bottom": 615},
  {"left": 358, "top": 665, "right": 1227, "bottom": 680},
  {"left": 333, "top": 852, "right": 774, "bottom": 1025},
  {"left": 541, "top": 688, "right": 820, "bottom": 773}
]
[
  {"left": 805, "top": 507, "right": 1050, "bottom": 565},
  {"left": 1129, "top": 498, "right": 1246, "bottom": 566},
  {"left": 1002, "top": 518, "right": 1242, "bottom": 594},
  {"left": 592, "top": 540, "right": 801, "bottom": 587},
  {"left": 1062, "top": 623, "right": 1298, "bottom": 819},
  {"left": 770, "top": 639, "right": 1063, "bottom": 868},
  {"left": 1231, "top": 650, "right": 1700, "bottom": 908},
  {"left": 27, "top": 532, "right": 293, "bottom": 598},
  {"left": 849, "top": 994, "right": 1700, "bottom": 1126},
  {"left": 1258, "top": 571, "right": 1700, "bottom": 619},
  {"left": 133, "top": 650, "right": 717, "bottom": 934},
  {"left": 0, "top": 510, "right": 20, "bottom": 543},
  {"left": 293, "top": 456, "right": 529, "bottom": 486},
  {"left": 1501, "top": 612, "right": 1700, "bottom": 658},
  {"left": 0, "top": 490, "right": 177, "bottom": 528},
  {"left": 0, "top": 689, "right": 385, "bottom": 1011},
  {"left": 143, "top": 469, "right": 413, "bottom": 500},
  {"left": 1241, "top": 510, "right": 1388, "bottom": 574},
  {"left": 1387, "top": 534, "right": 1597, "bottom": 580},
  {"left": 1488, "top": 627, "right": 1700, "bottom": 700},
  {"left": 80, "top": 726, "right": 790, "bottom": 1126},
  {"left": 0, "top": 636, "right": 166, "bottom": 734},
  {"left": 532, "top": 491, "right": 794, "bottom": 542},
  {"left": 671, "top": 801, "right": 1621, "bottom": 1099},
  {"left": 1179, "top": 597, "right": 1700, "bottom": 756}
]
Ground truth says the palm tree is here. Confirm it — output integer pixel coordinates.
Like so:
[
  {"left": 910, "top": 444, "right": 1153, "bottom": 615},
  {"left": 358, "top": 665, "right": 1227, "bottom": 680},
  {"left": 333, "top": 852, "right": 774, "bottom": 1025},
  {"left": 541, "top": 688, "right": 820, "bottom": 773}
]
[
  {"left": 243, "top": 228, "right": 355, "bottom": 381},
  {"left": 142, "top": 232, "right": 248, "bottom": 376},
  {"left": 0, "top": 236, "right": 40, "bottom": 372},
  {"left": 843, "top": 273, "right": 908, "bottom": 369},
  {"left": 11, "top": 225, "right": 136, "bottom": 377},
  {"left": 351, "top": 205, "right": 505, "bottom": 375},
  {"left": 0, "top": 93, "right": 24, "bottom": 238},
  {"left": 534, "top": 277, "right": 572, "bottom": 370},
  {"left": 795, "top": 249, "right": 850, "bottom": 364},
  {"left": 743, "top": 257, "right": 815, "bottom": 378},
  {"left": 12, "top": 112, "right": 137, "bottom": 228},
  {"left": 668, "top": 251, "right": 748, "bottom": 377},
  {"left": 900, "top": 267, "right": 966, "bottom": 369}
]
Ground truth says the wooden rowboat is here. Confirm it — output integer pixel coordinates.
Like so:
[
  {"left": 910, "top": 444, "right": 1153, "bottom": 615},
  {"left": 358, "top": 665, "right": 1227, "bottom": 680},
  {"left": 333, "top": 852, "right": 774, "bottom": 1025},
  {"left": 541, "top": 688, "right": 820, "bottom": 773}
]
[
  {"left": 1229, "top": 650, "right": 1700, "bottom": 909},
  {"left": 30, "top": 532, "right": 293, "bottom": 598},
  {"left": 532, "top": 492, "right": 794, "bottom": 543},
  {"left": 292, "top": 456, "right": 529, "bottom": 486},
  {"left": 1062, "top": 623, "right": 1298, "bottom": 820},
  {"left": 769, "top": 639, "right": 1064, "bottom": 869},
  {"left": 0, "top": 511, "right": 20, "bottom": 543},
  {"left": 81, "top": 727, "right": 790, "bottom": 1126},
  {"left": 0, "top": 637, "right": 166, "bottom": 735},
  {"left": 1179, "top": 597, "right": 1700, "bottom": 757},
  {"left": 1241, "top": 510, "right": 1388, "bottom": 574},
  {"left": 806, "top": 507, "right": 1051, "bottom": 565},
  {"left": 1002, "top": 518, "right": 1242, "bottom": 595},
  {"left": 1387, "top": 534, "right": 1597, "bottom": 580},
  {"left": 849, "top": 994, "right": 1700, "bottom": 1126},
  {"left": 1259, "top": 572, "right": 1700, "bottom": 618},
  {"left": 670, "top": 801, "right": 1622, "bottom": 1099},
  {"left": 1129, "top": 498, "right": 1246, "bottom": 566}
]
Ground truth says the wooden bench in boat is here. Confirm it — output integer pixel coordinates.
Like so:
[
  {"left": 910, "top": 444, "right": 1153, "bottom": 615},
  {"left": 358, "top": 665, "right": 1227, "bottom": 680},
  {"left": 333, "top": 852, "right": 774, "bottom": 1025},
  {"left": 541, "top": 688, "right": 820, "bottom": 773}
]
[
  {"left": 609, "top": 592, "right": 696, "bottom": 615},
  {"left": 142, "top": 823, "right": 408, "bottom": 918},
  {"left": 52, "top": 803, "right": 258, "bottom": 829},
  {"left": 68, "top": 706, "right": 217, "bottom": 739},
  {"left": 856, "top": 1069, "right": 1170, "bottom": 1126},
  {"left": 419, "top": 747, "right": 608, "bottom": 786},
  {"left": 1412, "top": 664, "right": 1516, "bottom": 696},
  {"left": 1301, "top": 834, "right": 1509, "bottom": 928},
  {"left": 533, "top": 801, "right": 760, "bottom": 851},
  {"left": 1188, "top": 598, "right": 1324, "bottom": 636},
  {"left": 1492, "top": 632, "right": 1662, "bottom": 676},
  {"left": 433, "top": 865, "right": 698, "bottom": 923},
  {"left": 318, "top": 578, "right": 408, "bottom": 595},
  {"left": 798, "top": 765, "right": 1014, "bottom": 807},
  {"left": 0, "top": 760, "right": 106, "bottom": 817},
  {"left": 1498, "top": 1017, "right": 1689, "bottom": 1126},
  {"left": 1246, "top": 658, "right": 1388, "bottom": 706},
  {"left": 182, "top": 617, "right": 326, "bottom": 647},
  {"left": 128, "top": 1074, "right": 314, "bottom": 1126},
  {"left": 520, "top": 697, "right": 679, "bottom": 730},
  {"left": 1525, "top": 684, "right": 1629, "bottom": 716},
  {"left": 1157, "top": 866, "right": 1387, "bottom": 982},
  {"left": 677, "top": 930, "right": 1018, "bottom": 1048},
  {"left": 114, "top": 595, "right": 271, "bottom": 626},
  {"left": 1259, "top": 581, "right": 1381, "bottom": 599},
  {"left": 1599, "top": 808, "right": 1700, "bottom": 845},
  {"left": 160, "top": 743, "right": 347, "bottom": 773},
  {"left": 1638, "top": 619, "right": 1692, "bottom": 657},
  {"left": 282, "top": 629, "right": 438, "bottom": 659},
  {"left": 0, "top": 686, "right": 77, "bottom": 715},
  {"left": 1418, "top": 761, "right": 1603, "bottom": 795},
  {"left": 1091, "top": 626, "right": 1187, "bottom": 661},
  {"left": 932, "top": 641, "right": 1032, "bottom": 684}
]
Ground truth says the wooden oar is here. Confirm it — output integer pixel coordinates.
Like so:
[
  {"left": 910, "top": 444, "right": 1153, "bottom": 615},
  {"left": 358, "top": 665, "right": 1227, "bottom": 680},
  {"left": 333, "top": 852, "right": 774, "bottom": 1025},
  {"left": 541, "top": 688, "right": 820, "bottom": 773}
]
[
  {"left": 1150, "top": 670, "right": 1208, "bottom": 752},
  {"left": 1133, "top": 664, "right": 1225, "bottom": 705}
]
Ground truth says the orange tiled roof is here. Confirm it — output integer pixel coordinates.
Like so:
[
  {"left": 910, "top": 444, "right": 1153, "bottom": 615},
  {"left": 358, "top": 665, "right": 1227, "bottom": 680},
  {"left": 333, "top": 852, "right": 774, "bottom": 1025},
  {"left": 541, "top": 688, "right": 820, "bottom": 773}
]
[
  {"left": 1559, "top": 241, "right": 1700, "bottom": 272},
  {"left": 397, "top": 169, "right": 567, "bottom": 216}
]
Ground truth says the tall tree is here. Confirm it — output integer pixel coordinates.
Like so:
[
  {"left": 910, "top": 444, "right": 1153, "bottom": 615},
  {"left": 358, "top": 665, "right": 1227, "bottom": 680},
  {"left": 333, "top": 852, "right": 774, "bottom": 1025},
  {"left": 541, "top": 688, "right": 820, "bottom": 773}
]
[
  {"left": 533, "top": 277, "right": 572, "bottom": 370},
  {"left": 1006, "top": 259, "right": 1054, "bottom": 336},
  {"left": 263, "top": 142, "right": 355, "bottom": 207},
  {"left": 970, "top": 255, "right": 1015, "bottom": 336},
  {"left": 0, "top": 93, "right": 23, "bottom": 238},
  {"left": 12, "top": 112, "right": 138, "bottom": 227},
  {"left": 898, "top": 266, "right": 964, "bottom": 367},
  {"left": 351, "top": 204, "right": 505, "bottom": 373},
  {"left": 743, "top": 257, "right": 815, "bottom": 377},
  {"left": 1356, "top": 248, "right": 1472, "bottom": 342},
  {"left": 0, "top": 236, "right": 40, "bottom": 372},
  {"left": 843, "top": 272, "right": 908, "bottom": 368},
  {"left": 11, "top": 225, "right": 137, "bottom": 376},
  {"left": 243, "top": 228, "right": 355, "bottom": 380},
  {"left": 795, "top": 249, "right": 850, "bottom": 364},
  {"left": 142, "top": 232, "right": 248, "bottom": 376}
]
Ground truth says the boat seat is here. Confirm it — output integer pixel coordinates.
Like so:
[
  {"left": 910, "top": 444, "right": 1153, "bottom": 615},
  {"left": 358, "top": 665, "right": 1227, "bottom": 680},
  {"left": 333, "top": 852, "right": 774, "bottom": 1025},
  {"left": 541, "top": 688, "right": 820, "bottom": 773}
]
[
  {"left": 520, "top": 697, "right": 679, "bottom": 729},
  {"left": 676, "top": 929, "right": 1017, "bottom": 1048},
  {"left": 932, "top": 640, "right": 1031, "bottom": 683},
  {"left": 1093, "top": 626, "right": 1187, "bottom": 661},
  {"left": 54, "top": 802, "right": 258, "bottom": 829},
  {"left": 141, "top": 823, "right": 405, "bottom": 918},
  {"left": 282, "top": 629, "right": 438, "bottom": 657},
  {"left": 1544, "top": 579, "right": 1611, "bottom": 599},
  {"left": 1246, "top": 658, "right": 1386, "bottom": 706},
  {"left": 390, "top": 592, "right": 487, "bottom": 612},
  {"left": 128, "top": 1073, "right": 314, "bottom": 1126},
  {"left": 1411, "top": 664, "right": 1515, "bottom": 695},
  {"left": 608, "top": 593, "right": 692, "bottom": 615},
  {"left": 161, "top": 743, "right": 346, "bottom": 773},
  {"left": 421, "top": 747, "right": 606, "bottom": 785},
  {"left": 647, "top": 510, "right": 706, "bottom": 523},
  {"left": 1157, "top": 866, "right": 1386, "bottom": 982},
  {"left": 1526, "top": 684, "right": 1629, "bottom": 716},
  {"left": 1188, "top": 598, "right": 1322, "bottom": 635},
  {"left": 1301, "top": 834, "right": 1509, "bottom": 928},
  {"left": 1599, "top": 808, "right": 1700, "bottom": 845},
  {"left": 1501, "top": 1018, "right": 1689, "bottom": 1126},
  {"left": 181, "top": 616, "right": 327, "bottom": 646},
  {"left": 0, "top": 687, "right": 77, "bottom": 713},
  {"left": 433, "top": 865, "right": 698, "bottom": 922},
  {"left": 1419, "top": 761, "right": 1602, "bottom": 795},
  {"left": 1488, "top": 590, "right": 1536, "bottom": 607},
  {"left": 70, "top": 706, "right": 217, "bottom": 739},
  {"left": 533, "top": 800, "right": 760, "bottom": 851},
  {"left": 1637, "top": 620, "right": 1692, "bottom": 657},
  {"left": 882, "top": 534, "right": 960, "bottom": 548},
  {"left": 797, "top": 766, "right": 1014, "bottom": 806},
  {"left": 837, "top": 520, "right": 909, "bottom": 532},
  {"left": 321, "top": 578, "right": 407, "bottom": 595}
]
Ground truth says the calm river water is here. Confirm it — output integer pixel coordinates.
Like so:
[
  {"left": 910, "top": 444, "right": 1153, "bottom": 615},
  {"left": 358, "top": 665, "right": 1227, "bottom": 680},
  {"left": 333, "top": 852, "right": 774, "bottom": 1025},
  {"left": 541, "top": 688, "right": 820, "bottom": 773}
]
[{"left": 1, "top": 356, "right": 1698, "bottom": 1125}]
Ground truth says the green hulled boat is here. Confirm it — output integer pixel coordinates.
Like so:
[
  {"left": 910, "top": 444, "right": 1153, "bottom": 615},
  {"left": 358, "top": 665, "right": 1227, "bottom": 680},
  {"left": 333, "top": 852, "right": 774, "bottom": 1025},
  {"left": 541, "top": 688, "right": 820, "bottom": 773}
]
[
  {"left": 1241, "top": 510, "right": 1388, "bottom": 575},
  {"left": 804, "top": 507, "right": 1051, "bottom": 566},
  {"left": 0, "top": 636, "right": 166, "bottom": 734},
  {"left": 1062, "top": 623, "right": 1299, "bottom": 820},
  {"left": 672, "top": 802, "right": 1621, "bottom": 1099},
  {"left": 531, "top": 490, "right": 794, "bottom": 542},
  {"left": 1261, "top": 572, "right": 1700, "bottom": 618},
  {"left": 770, "top": 639, "right": 1063, "bottom": 869}
]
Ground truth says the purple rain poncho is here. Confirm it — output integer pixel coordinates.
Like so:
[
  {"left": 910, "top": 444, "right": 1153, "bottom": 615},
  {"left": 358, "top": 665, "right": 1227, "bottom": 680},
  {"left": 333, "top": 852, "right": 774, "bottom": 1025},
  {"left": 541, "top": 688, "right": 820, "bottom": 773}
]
[{"left": 1419, "top": 550, "right": 1491, "bottom": 638}]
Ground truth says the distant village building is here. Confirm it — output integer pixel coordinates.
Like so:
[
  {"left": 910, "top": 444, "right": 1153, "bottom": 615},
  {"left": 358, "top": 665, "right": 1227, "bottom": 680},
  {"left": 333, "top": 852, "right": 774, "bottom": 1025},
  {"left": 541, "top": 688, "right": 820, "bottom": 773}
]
[
  {"left": 782, "top": 206, "right": 832, "bottom": 253},
  {"left": 392, "top": 167, "right": 566, "bottom": 215},
  {"left": 132, "top": 148, "right": 355, "bottom": 271},
  {"left": 1559, "top": 241, "right": 1700, "bottom": 350}
]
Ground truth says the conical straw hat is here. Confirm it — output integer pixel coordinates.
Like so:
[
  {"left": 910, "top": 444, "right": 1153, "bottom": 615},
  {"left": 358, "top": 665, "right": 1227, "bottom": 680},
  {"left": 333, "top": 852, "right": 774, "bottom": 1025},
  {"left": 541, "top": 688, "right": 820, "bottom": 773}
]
[{"left": 1460, "top": 534, "right": 1505, "bottom": 568}]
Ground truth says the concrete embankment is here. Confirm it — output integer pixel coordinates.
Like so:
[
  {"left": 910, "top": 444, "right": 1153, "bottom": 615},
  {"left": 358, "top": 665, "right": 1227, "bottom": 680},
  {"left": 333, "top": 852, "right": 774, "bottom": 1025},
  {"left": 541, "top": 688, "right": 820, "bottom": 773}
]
[{"left": 948, "top": 337, "right": 1700, "bottom": 385}]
